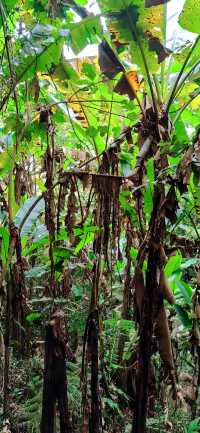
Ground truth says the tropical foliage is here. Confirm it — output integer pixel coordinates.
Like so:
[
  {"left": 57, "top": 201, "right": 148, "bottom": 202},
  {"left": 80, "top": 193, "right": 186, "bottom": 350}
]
[{"left": 0, "top": 0, "right": 200, "bottom": 432}]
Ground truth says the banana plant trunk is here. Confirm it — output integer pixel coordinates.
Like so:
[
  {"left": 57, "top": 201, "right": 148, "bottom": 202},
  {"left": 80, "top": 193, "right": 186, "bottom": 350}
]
[
  {"left": 133, "top": 154, "right": 167, "bottom": 433},
  {"left": 133, "top": 245, "right": 160, "bottom": 433}
]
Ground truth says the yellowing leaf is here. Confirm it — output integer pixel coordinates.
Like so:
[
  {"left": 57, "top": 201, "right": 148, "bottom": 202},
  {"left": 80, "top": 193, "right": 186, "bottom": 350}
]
[
  {"left": 125, "top": 70, "right": 140, "bottom": 92},
  {"left": 141, "top": 5, "right": 164, "bottom": 38},
  {"left": 191, "top": 94, "right": 200, "bottom": 109},
  {"left": 114, "top": 70, "right": 140, "bottom": 99},
  {"left": 69, "top": 97, "right": 88, "bottom": 128}
]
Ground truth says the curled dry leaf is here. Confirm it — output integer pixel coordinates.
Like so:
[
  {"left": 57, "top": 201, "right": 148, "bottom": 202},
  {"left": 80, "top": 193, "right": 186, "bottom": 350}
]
[
  {"left": 98, "top": 39, "right": 124, "bottom": 79},
  {"left": 114, "top": 70, "right": 140, "bottom": 100}
]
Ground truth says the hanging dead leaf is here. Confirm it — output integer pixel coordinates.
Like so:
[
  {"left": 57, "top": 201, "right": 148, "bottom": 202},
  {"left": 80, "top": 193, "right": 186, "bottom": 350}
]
[
  {"left": 98, "top": 39, "right": 124, "bottom": 79},
  {"left": 122, "top": 125, "right": 133, "bottom": 146},
  {"left": 147, "top": 32, "right": 172, "bottom": 63},
  {"left": 161, "top": 185, "right": 178, "bottom": 223},
  {"left": 65, "top": 179, "right": 77, "bottom": 243},
  {"left": 30, "top": 76, "right": 40, "bottom": 101},
  {"left": 98, "top": 40, "right": 141, "bottom": 100}
]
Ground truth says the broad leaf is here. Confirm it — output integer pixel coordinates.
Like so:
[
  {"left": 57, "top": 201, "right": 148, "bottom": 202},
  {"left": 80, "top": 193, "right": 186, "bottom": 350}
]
[
  {"left": 25, "top": 265, "right": 49, "bottom": 279},
  {"left": 180, "top": 258, "right": 199, "bottom": 269},
  {"left": 100, "top": 0, "right": 168, "bottom": 72},
  {"left": 179, "top": 0, "right": 200, "bottom": 34},
  {"left": 164, "top": 253, "right": 182, "bottom": 277},
  {"left": 143, "top": 185, "right": 153, "bottom": 222},
  {"left": 69, "top": 15, "right": 103, "bottom": 54},
  {"left": 0, "top": 227, "right": 9, "bottom": 266},
  {"left": 15, "top": 196, "right": 45, "bottom": 237},
  {"left": 174, "top": 304, "right": 192, "bottom": 329},
  {"left": 15, "top": 24, "right": 63, "bottom": 81},
  {"left": 176, "top": 280, "right": 193, "bottom": 303},
  {"left": 26, "top": 312, "right": 41, "bottom": 322}
]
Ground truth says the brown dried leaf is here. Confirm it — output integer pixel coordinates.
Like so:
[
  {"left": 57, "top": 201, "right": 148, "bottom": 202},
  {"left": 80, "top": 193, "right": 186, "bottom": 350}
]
[
  {"left": 114, "top": 70, "right": 140, "bottom": 99},
  {"left": 161, "top": 185, "right": 178, "bottom": 224},
  {"left": 98, "top": 40, "right": 124, "bottom": 79},
  {"left": 65, "top": 180, "right": 77, "bottom": 243},
  {"left": 147, "top": 33, "right": 172, "bottom": 63},
  {"left": 30, "top": 76, "right": 40, "bottom": 102}
]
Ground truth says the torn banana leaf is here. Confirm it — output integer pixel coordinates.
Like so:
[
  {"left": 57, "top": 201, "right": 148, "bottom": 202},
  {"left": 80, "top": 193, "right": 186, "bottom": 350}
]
[{"left": 99, "top": 0, "right": 170, "bottom": 73}]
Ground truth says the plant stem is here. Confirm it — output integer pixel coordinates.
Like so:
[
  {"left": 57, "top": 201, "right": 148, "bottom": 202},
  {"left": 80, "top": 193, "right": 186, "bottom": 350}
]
[
  {"left": 153, "top": 74, "right": 162, "bottom": 106},
  {"left": 123, "top": 0, "right": 158, "bottom": 116},
  {"left": 174, "top": 59, "right": 200, "bottom": 99}
]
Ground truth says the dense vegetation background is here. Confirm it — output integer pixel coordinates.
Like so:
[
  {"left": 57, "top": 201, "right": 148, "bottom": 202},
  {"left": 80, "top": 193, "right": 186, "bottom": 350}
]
[{"left": 1, "top": 0, "right": 200, "bottom": 432}]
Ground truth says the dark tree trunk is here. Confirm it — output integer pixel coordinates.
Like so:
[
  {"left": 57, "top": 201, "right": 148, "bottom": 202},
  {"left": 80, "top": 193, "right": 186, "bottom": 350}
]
[
  {"left": 133, "top": 246, "right": 159, "bottom": 433},
  {"left": 41, "top": 317, "right": 71, "bottom": 433},
  {"left": 3, "top": 279, "right": 11, "bottom": 415},
  {"left": 88, "top": 310, "right": 100, "bottom": 433},
  {"left": 133, "top": 167, "right": 166, "bottom": 433}
]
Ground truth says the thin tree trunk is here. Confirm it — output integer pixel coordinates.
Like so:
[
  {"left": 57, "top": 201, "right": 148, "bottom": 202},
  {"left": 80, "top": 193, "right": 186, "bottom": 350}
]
[
  {"left": 3, "top": 279, "right": 11, "bottom": 415},
  {"left": 89, "top": 309, "right": 100, "bottom": 433}
]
